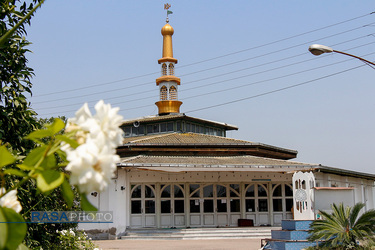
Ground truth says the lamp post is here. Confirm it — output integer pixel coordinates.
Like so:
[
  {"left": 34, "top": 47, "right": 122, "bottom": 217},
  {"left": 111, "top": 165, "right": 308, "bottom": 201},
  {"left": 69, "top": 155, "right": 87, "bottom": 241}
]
[{"left": 308, "top": 44, "right": 375, "bottom": 67}]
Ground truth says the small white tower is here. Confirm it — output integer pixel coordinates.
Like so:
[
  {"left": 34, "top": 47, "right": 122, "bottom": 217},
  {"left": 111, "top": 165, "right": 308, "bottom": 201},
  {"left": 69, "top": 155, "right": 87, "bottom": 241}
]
[{"left": 292, "top": 171, "right": 315, "bottom": 220}]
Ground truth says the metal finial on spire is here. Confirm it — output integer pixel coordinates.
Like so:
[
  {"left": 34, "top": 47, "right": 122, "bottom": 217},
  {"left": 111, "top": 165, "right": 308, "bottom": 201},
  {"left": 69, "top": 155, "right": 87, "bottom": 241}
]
[{"left": 164, "top": 3, "right": 173, "bottom": 23}]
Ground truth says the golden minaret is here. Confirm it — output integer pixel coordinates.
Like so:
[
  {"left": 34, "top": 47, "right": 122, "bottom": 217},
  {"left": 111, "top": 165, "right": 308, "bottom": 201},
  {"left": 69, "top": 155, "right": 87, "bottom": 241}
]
[{"left": 155, "top": 7, "right": 182, "bottom": 115}]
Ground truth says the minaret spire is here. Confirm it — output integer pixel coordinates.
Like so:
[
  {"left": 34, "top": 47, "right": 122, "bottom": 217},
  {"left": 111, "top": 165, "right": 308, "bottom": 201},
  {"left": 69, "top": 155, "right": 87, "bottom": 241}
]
[{"left": 155, "top": 4, "right": 182, "bottom": 115}]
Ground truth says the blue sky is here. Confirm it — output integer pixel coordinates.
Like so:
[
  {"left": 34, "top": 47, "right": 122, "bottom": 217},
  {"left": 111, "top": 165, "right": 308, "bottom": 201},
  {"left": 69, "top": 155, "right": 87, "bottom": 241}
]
[{"left": 26, "top": 1, "right": 375, "bottom": 174}]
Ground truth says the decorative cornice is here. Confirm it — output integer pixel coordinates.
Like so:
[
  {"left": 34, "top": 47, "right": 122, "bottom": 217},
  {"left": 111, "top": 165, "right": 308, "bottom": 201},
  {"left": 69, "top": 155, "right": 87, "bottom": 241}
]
[{"left": 156, "top": 75, "right": 181, "bottom": 85}]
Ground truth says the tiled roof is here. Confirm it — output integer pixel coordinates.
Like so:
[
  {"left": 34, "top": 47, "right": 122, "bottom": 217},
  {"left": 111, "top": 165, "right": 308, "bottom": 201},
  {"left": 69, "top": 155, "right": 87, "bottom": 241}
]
[
  {"left": 122, "top": 114, "right": 183, "bottom": 125},
  {"left": 119, "top": 155, "right": 314, "bottom": 167},
  {"left": 123, "top": 132, "right": 252, "bottom": 145},
  {"left": 118, "top": 155, "right": 375, "bottom": 179},
  {"left": 122, "top": 132, "right": 297, "bottom": 154},
  {"left": 121, "top": 114, "right": 238, "bottom": 130}
]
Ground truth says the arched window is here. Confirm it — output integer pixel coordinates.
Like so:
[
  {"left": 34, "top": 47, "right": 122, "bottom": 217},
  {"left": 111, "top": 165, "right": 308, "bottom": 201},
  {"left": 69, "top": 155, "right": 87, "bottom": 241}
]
[
  {"left": 169, "top": 63, "right": 174, "bottom": 75},
  {"left": 162, "top": 63, "right": 167, "bottom": 75},
  {"left": 160, "top": 86, "right": 167, "bottom": 100},
  {"left": 169, "top": 86, "right": 177, "bottom": 100}
]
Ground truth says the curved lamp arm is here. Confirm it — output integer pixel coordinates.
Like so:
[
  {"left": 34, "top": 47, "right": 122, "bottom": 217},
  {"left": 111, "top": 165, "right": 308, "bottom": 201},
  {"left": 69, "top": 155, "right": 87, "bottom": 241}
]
[{"left": 309, "top": 44, "right": 375, "bottom": 67}]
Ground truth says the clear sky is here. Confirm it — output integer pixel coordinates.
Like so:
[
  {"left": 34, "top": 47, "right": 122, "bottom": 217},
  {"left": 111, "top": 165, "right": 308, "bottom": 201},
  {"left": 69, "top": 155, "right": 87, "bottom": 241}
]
[{"left": 26, "top": 1, "right": 375, "bottom": 174}]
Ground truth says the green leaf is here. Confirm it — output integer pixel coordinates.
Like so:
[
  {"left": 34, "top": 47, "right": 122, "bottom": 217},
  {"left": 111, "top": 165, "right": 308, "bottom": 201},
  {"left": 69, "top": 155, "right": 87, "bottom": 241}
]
[
  {"left": 3, "top": 168, "right": 26, "bottom": 177},
  {"left": 26, "top": 129, "right": 52, "bottom": 140},
  {"left": 0, "top": 207, "right": 27, "bottom": 250},
  {"left": 45, "top": 118, "right": 65, "bottom": 135},
  {"left": 40, "top": 154, "right": 57, "bottom": 169},
  {"left": 56, "top": 134, "right": 79, "bottom": 149},
  {"left": 23, "top": 145, "right": 47, "bottom": 167},
  {"left": 16, "top": 164, "right": 34, "bottom": 171},
  {"left": 36, "top": 170, "right": 64, "bottom": 192},
  {"left": 0, "top": 207, "right": 6, "bottom": 249},
  {"left": 0, "top": 0, "right": 46, "bottom": 46},
  {"left": 61, "top": 179, "right": 74, "bottom": 208},
  {"left": 80, "top": 193, "right": 98, "bottom": 211},
  {"left": 0, "top": 145, "right": 16, "bottom": 168}
]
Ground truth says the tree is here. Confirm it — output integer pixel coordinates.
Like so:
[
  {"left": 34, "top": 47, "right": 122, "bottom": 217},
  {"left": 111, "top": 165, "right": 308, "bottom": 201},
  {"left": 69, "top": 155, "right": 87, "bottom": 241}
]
[
  {"left": 0, "top": 1, "right": 77, "bottom": 248},
  {"left": 308, "top": 202, "right": 375, "bottom": 248},
  {"left": 0, "top": 0, "right": 43, "bottom": 153}
]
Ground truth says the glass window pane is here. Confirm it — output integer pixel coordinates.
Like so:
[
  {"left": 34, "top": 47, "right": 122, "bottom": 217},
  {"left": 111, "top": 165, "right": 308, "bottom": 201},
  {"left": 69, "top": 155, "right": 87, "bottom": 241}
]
[
  {"left": 203, "top": 185, "right": 213, "bottom": 197},
  {"left": 285, "top": 185, "right": 293, "bottom": 196},
  {"left": 174, "top": 185, "right": 184, "bottom": 198},
  {"left": 273, "top": 185, "right": 282, "bottom": 197},
  {"left": 190, "top": 184, "right": 200, "bottom": 198},
  {"left": 259, "top": 199, "right": 268, "bottom": 212},
  {"left": 131, "top": 127, "right": 138, "bottom": 136},
  {"left": 258, "top": 185, "right": 267, "bottom": 197},
  {"left": 217, "top": 185, "right": 226, "bottom": 198},
  {"left": 147, "top": 125, "right": 153, "bottom": 134},
  {"left": 145, "top": 200, "right": 155, "bottom": 214},
  {"left": 190, "top": 200, "right": 200, "bottom": 213},
  {"left": 160, "top": 123, "right": 167, "bottom": 132},
  {"left": 131, "top": 185, "right": 141, "bottom": 198},
  {"left": 204, "top": 200, "right": 214, "bottom": 213},
  {"left": 167, "top": 122, "right": 174, "bottom": 131},
  {"left": 273, "top": 199, "right": 282, "bottom": 212},
  {"left": 153, "top": 124, "right": 159, "bottom": 133},
  {"left": 245, "top": 185, "right": 254, "bottom": 197},
  {"left": 176, "top": 122, "right": 181, "bottom": 132},
  {"left": 186, "top": 123, "right": 191, "bottom": 132},
  {"left": 161, "top": 185, "right": 171, "bottom": 198},
  {"left": 199, "top": 126, "right": 204, "bottom": 134},
  {"left": 230, "top": 184, "right": 240, "bottom": 197},
  {"left": 161, "top": 200, "right": 171, "bottom": 213},
  {"left": 245, "top": 199, "right": 255, "bottom": 212},
  {"left": 230, "top": 199, "right": 240, "bottom": 212},
  {"left": 131, "top": 200, "right": 141, "bottom": 214},
  {"left": 286, "top": 199, "right": 293, "bottom": 211},
  {"left": 124, "top": 127, "right": 131, "bottom": 137},
  {"left": 174, "top": 200, "right": 184, "bottom": 213},
  {"left": 145, "top": 186, "right": 155, "bottom": 198},
  {"left": 191, "top": 124, "right": 196, "bottom": 133},
  {"left": 138, "top": 125, "right": 144, "bottom": 135},
  {"left": 217, "top": 199, "right": 227, "bottom": 212}
]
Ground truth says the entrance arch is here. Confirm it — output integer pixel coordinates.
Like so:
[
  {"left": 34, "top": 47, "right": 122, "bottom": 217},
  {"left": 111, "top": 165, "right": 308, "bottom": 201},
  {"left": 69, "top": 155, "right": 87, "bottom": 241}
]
[
  {"left": 130, "top": 184, "right": 156, "bottom": 228},
  {"left": 189, "top": 184, "right": 241, "bottom": 227},
  {"left": 160, "top": 184, "right": 186, "bottom": 228}
]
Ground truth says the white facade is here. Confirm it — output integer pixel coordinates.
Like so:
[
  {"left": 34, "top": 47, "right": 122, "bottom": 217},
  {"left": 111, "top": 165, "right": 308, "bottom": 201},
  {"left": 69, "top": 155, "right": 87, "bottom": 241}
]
[{"left": 80, "top": 168, "right": 375, "bottom": 238}]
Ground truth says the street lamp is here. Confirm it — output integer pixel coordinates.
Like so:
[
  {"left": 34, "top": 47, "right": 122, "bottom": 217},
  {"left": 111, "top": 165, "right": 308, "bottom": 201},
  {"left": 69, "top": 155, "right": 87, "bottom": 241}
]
[{"left": 308, "top": 44, "right": 375, "bottom": 67}]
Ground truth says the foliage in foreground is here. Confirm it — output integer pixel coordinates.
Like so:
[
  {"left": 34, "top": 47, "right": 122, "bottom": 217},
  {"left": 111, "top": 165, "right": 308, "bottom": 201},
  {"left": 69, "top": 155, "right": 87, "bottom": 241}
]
[
  {"left": 0, "top": 0, "right": 44, "bottom": 153},
  {"left": 52, "top": 229, "right": 97, "bottom": 250},
  {"left": 308, "top": 202, "right": 375, "bottom": 249}
]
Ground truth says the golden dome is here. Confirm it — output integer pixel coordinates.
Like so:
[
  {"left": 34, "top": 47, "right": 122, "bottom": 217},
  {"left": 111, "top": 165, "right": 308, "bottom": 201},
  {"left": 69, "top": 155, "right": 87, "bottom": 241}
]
[{"left": 161, "top": 23, "right": 174, "bottom": 36}]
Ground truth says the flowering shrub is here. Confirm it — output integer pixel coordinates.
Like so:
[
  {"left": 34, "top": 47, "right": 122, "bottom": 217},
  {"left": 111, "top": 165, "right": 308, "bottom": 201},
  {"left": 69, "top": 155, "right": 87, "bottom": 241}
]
[
  {"left": 63, "top": 100, "right": 123, "bottom": 194},
  {"left": 54, "top": 229, "right": 98, "bottom": 250},
  {"left": 0, "top": 100, "right": 123, "bottom": 249}
]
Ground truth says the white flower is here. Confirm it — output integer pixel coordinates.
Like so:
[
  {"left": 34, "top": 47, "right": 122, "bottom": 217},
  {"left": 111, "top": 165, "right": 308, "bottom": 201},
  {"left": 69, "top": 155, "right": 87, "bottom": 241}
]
[
  {"left": 92, "top": 100, "right": 124, "bottom": 148},
  {"left": 0, "top": 188, "right": 22, "bottom": 213},
  {"left": 66, "top": 100, "right": 123, "bottom": 148},
  {"left": 63, "top": 100, "right": 123, "bottom": 194},
  {"left": 65, "top": 138, "right": 119, "bottom": 193}
]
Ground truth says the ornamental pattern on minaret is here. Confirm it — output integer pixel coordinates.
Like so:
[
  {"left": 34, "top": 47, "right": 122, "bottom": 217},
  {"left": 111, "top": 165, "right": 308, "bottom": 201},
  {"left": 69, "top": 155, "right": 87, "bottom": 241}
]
[{"left": 155, "top": 5, "right": 182, "bottom": 115}]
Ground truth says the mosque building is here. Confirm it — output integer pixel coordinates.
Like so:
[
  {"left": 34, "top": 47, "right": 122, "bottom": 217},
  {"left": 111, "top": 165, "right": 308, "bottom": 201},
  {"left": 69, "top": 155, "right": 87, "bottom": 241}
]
[{"left": 81, "top": 11, "right": 375, "bottom": 238}]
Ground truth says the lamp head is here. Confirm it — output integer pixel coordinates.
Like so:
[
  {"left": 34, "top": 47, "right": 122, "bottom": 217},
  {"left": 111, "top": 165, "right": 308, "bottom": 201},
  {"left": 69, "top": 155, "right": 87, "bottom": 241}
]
[{"left": 309, "top": 44, "right": 333, "bottom": 56}]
